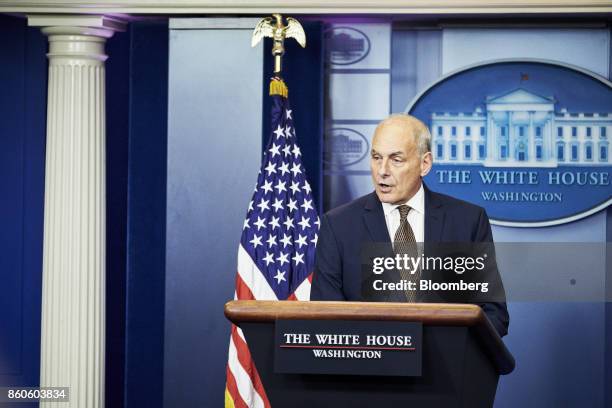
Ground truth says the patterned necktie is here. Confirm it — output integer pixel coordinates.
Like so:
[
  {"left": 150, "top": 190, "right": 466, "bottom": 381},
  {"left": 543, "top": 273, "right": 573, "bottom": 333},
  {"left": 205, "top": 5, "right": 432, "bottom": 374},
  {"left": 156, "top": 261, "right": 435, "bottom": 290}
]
[{"left": 394, "top": 205, "right": 420, "bottom": 302}]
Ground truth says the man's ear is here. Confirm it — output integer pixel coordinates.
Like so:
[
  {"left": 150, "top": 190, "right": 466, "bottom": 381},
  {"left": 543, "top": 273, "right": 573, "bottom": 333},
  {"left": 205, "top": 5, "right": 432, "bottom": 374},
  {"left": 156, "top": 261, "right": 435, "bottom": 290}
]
[{"left": 420, "top": 151, "right": 433, "bottom": 177}]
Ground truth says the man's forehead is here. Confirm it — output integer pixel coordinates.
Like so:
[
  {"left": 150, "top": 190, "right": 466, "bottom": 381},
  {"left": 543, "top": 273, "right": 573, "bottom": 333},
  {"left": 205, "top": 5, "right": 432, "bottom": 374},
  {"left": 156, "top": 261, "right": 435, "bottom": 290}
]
[
  {"left": 372, "top": 124, "right": 417, "bottom": 152},
  {"left": 377, "top": 115, "right": 424, "bottom": 132}
]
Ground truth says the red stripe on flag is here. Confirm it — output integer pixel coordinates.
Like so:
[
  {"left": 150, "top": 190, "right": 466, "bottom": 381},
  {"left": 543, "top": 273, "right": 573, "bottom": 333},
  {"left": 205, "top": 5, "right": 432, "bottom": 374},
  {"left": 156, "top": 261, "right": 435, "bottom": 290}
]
[
  {"left": 226, "top": 364, "right": 248, "bottom": 408},
  {"left": 231, "top": 326, "right": 271, "bottom": 408},
  {"left": 308, "top": 272, "right": 313, "bottom": 283},
  {"left": 235, "top": 272, "right": 255, "bottom": 300}
]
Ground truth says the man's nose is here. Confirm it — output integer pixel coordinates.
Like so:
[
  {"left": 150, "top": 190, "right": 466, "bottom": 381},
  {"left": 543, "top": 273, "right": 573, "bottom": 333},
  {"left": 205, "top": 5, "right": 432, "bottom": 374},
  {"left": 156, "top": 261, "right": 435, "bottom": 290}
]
[{"left": 377, "top": 158, "right": 390, "bottom": 177}]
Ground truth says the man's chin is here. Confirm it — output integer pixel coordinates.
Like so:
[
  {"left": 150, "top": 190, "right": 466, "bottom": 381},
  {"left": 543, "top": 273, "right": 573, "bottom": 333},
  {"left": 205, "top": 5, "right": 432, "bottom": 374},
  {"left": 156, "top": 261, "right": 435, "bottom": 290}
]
[{"left": 375, "top": 190, "right": 397, "bottom": 204}]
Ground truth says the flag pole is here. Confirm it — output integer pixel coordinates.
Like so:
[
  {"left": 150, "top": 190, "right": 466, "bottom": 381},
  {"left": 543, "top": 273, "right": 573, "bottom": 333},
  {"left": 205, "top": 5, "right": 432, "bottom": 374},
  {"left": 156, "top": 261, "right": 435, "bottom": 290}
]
[{"left": 225, "top": 14, "right": 319, "bottom": 408}]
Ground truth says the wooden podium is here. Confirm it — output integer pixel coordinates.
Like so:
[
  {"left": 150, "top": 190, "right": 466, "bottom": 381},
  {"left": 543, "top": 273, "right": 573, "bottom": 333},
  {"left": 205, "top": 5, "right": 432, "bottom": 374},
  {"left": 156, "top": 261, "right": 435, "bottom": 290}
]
[{"left": 225, "top": 300, "right": 514, "bottom": 408}]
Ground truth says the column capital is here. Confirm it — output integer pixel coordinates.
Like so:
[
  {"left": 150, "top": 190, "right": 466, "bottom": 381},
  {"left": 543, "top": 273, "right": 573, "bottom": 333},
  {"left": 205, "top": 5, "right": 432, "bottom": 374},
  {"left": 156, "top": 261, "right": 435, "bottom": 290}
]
[
  {"left": 27, "top": 14, "right": 126, "bottom": 38},
  {"left": 28, "top": 15, "right": 126, "bottom": 63}
]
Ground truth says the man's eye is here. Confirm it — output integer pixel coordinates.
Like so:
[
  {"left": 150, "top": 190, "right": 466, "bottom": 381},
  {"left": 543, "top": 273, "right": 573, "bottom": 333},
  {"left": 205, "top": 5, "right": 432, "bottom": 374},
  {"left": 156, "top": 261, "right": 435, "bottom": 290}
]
[{"left": 392, "top": 158, "right": 403, "bottom": 163}]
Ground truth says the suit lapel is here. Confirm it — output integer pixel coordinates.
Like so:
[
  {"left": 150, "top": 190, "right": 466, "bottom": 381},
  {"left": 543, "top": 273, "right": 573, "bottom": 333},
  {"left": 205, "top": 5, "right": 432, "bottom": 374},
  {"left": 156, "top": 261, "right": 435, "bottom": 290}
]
[
  {"left": 362, "top": 192, "right": 391, "bottom": 244},
  {"left": 362, "top": 192, "right": 403, "bottom": 302},
  {"left": 362, "top": 192, "right": 396, "bottom": 271},
  {"left": 424, "top": 185, "right": 445, "bottom": 243}
]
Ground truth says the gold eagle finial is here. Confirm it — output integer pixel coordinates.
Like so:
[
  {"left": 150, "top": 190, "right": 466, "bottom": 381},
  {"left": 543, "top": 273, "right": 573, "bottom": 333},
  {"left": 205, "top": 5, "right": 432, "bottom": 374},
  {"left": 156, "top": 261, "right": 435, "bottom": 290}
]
[{"left": 251, "top": 14, "right": 306, "bottom": 75}]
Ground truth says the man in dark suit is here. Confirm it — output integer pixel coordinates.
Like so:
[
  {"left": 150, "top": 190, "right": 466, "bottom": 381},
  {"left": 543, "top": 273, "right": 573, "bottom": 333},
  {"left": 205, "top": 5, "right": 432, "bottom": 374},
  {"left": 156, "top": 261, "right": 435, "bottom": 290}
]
[{"left": 311, "top": 114, "right": 509, "bottom": 337}]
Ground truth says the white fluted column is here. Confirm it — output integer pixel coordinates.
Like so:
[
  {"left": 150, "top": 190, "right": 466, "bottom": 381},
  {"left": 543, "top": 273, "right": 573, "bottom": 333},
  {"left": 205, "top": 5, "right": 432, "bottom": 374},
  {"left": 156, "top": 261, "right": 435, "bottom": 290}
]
[{"left": 28, "top": 15, "right": 124, "bottom": 408}]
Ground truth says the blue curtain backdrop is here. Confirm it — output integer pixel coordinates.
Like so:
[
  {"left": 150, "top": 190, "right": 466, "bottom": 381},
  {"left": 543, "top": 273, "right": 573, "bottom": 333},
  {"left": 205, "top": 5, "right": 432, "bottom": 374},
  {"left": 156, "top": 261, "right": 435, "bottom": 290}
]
[
  {"left": 0, "top": 16, "right": 46, "bottom": 408},
  {"left": 105, "top": 22, "right": 130, "bottom": 408},
  {"left": 123, "top": 20, "right": 169, "bottom": 408}
]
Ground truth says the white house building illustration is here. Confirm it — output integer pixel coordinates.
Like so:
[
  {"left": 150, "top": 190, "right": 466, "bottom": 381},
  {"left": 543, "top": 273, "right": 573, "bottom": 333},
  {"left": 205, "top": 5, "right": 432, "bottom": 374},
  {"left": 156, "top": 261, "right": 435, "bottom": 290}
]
[{"left": 430, "top": 88, "right": 611, "bottom": 167}]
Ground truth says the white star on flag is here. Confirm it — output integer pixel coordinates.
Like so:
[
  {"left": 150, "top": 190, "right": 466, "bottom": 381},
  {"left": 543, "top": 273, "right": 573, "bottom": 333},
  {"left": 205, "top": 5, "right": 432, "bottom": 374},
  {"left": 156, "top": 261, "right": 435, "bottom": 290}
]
[
  {"left": 256, "top": 198, "right": 270, "bottom": 212},
  {"left": 264, "top": 162, "right": 276, "bottom": 176},
  {"left": 261, "top": 179, "right": 273, "bottom": 194},
  {"left": 280, "top": 233, "right": 292, "bottom": 248},
  {"left": 254, "top": 216, "right": 266, "bottom": 230},
  {"left": 263, "top": 252, "right": 274, "bottom": 266},
  {"left": 273, "top": 124, "right": 285, "bottom": 138},
  {"left": 292, "top": 252, "right": 304, "bottom": 266},
  {"left": 290, "top": 181, "right": 301, "bottom": 195},
  {"left": 290, "top": 163, "right": 302, "bottom": 177},
  {"left": 298, "top": 216, "right": 311, "bottom": 230},
  {"left": 295, "top": 234, "right": 308, "bottom": 248},
  {"left": 272, "top": 199, "right": 283, "bottom": 212},
  {"left": 266, "top": 234, "right": 277, "bottom": 247},
  {"left": 282, "top": 145, "right": 291, "bottom": 156},
  {"left": 292, "top": 145, "right": 302, "bottom": 157},
  {"left": 274, "top": 270, "right": 286, "bottom": 284},
  {"left": 269, "top": 216, "right": 280, "bottom": 229},
  {"left": 277, "top": 252, "right": 289, "bottom": 266},
  {"left": 301, "top": 199, "right": 313, "bottom": 212},
  {"left": 249, "top": 234, "right": 262, "bottom": 249},
  {"left": 269, "top": 143, "right": 281, "bottom": 158},
  {"left": 287, "top": 198, "right": 298, "bottom": 212},
  {"left": 278, "top": 162, "right": 290, "bottom": 176},
  {"left": 283, "top": 217, "right": 294, "bottom": 230},
  {"left": 274, "top": 180, "right": 287, "bottom": 194}
]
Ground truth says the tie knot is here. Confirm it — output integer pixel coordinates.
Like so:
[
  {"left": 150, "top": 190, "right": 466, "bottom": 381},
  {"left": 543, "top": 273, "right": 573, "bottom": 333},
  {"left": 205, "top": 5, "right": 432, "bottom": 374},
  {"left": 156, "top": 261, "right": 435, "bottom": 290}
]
[{"left": 398, "top": 205, "right": 411, "bottom": 220}]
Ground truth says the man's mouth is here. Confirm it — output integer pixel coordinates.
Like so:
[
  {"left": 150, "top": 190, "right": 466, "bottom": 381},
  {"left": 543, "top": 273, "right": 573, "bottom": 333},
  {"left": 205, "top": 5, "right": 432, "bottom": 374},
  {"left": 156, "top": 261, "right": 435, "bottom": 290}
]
[{"left": 378, "top": 183, "right": 393, "bottom": 193}]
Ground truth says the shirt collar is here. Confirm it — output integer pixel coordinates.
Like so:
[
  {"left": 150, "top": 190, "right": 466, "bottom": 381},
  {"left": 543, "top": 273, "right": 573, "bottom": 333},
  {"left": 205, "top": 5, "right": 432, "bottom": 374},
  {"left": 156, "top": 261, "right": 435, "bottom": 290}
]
[{"left": 381, "top": 183, "right": 425, "bottom": 216}]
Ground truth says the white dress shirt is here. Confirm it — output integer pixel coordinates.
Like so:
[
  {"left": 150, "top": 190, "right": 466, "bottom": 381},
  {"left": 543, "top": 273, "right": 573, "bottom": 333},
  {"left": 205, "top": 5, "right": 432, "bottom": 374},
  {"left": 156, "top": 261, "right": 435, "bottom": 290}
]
[{"left": 381, "top": 183, "right": 425, "bottom": 243}]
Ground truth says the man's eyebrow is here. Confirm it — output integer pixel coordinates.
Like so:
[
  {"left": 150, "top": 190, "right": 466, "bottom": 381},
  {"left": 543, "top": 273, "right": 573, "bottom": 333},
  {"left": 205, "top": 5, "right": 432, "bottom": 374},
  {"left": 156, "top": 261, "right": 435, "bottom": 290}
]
[{"left": 371, "top": 150, "right": 406, "bottom": 156}]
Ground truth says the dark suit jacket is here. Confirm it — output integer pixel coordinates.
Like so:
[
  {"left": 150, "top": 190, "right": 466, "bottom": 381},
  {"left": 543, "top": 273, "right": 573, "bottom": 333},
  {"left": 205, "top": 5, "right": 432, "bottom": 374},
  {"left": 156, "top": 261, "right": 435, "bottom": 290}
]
[{"left": 310, "top": 185, "right": 510, "bottom": 337}]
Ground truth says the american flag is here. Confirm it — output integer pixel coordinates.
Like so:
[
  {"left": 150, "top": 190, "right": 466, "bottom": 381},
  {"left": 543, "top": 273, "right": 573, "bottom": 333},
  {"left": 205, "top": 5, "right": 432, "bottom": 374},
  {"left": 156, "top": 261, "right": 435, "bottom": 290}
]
[{"left": 225, "top": 78, "right": 319, "bottom": 408}]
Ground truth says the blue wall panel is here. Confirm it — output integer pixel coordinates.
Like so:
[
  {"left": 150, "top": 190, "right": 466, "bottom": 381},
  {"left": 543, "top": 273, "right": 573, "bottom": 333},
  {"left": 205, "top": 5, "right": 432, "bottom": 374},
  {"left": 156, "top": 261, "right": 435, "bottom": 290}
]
[
  {"left": 165, "top": 21, "right": 264, "bottom": 408},
  {"left": 105, "top": 26, "right": 131, "bottom": 408},
  {"left": 0, "top": 15, "right": 47, "bottom": 408},
  {"left": 0, "top": 14, "right": 27, "bottom": 380},
  {"left": 124, "top": 20, "right": 169, "bottom": 408}
]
